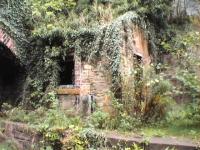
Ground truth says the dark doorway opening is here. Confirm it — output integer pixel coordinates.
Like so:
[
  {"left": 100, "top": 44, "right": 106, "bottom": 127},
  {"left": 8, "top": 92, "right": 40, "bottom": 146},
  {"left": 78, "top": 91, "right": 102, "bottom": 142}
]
[
  {"left": 0, "top": 43, "right": 26, "bottom": 107},
  {"left": 59, "top": 55, "right": 75, "bottom": 85}
]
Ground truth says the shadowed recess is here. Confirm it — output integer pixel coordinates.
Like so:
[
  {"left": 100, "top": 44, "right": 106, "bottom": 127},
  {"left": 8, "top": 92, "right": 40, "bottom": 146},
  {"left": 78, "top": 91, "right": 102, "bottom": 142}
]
[
  {"left": 59, "top": 55, "right": 75, "bottom": 85},
  {"left": 0, "top": 42, "right": 26, "bottom": 107}
]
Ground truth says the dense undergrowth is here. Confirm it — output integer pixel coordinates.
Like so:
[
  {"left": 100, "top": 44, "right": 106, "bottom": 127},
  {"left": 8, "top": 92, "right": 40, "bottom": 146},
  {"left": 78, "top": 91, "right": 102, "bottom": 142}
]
[
  {"left": 1, "top": 0, "right": 200, "bottom": 149},
  {"left": 23, "top": 0, "right": 174, "bottom": 108}
]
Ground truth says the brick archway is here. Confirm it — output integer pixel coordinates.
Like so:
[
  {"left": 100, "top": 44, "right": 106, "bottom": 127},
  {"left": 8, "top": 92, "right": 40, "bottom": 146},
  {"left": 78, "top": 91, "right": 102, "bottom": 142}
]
[
  {"left": 0, "top": 28, "right": 25, "bottom": 107},
  {"left": 0, "top": 28, "right": 17, "bottom": 56}
]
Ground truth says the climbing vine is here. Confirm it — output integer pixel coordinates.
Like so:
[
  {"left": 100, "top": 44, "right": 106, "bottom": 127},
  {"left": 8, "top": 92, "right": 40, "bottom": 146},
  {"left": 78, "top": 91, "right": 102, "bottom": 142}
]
[
  {"left": 69, "top": 12, "right": 148, "bottom": 92},
  {"left": 0, "top": 0, "right": 174, "bottom": 108},
  {"left": 24, "top": 11, "right": 150, "bottom": 108},
  {"left": 0, "top": 0, "right": 32, "bottom": 63}
]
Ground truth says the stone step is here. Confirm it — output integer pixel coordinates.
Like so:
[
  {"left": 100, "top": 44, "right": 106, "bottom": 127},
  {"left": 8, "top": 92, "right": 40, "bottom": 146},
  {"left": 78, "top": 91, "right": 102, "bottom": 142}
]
[{"left": 105, "top": 132, "right": 198, "bottom": 150}]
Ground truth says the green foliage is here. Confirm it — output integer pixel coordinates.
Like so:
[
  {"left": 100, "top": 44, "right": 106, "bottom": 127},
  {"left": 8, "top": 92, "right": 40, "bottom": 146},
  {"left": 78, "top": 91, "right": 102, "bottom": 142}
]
[
  {"left": 113, "top": 0, "right": 172, "bottom": 26},
  {"left": 142, "top": 70, "right": 174, "bottom": 122},
  {"left": 62, "top": 128, "right": 106, "bottom": 149},
  {"left": 117, "top": 115, "right": 141, "bottom": 132},
  {"left": 122, "top": 66, "right": 174, "bottom": 122},
  {"left": 163, "top": 29, "right": 200, "bottom": 126},
  {"left": 23, "top": 32, "right": 64, "bottom": 108},
  {"left": 170, "top": 31, "right": 200, "bottom": 101},
  {"left": 128, "top": 144, "right": 144, "bottom": 150},
  {"left": 23, "top": 11, "right": 147, "bottom": 107},
  {"left": 1, "top": 0, "right": 200, "bottom": 148},
  {"left": 167, "top": 103, "right": 200, "bottom": 127},
  {"left": 3, "top": 102, "right": 84, "bottom": 149},
  {"left": 0, "top": 0, "right": 31, "bottom": 60},
  {"left": 185, "top": 103, "right": 200, "bottom": 124},
  {"left": 0, "top": 0, "right": 174, "bottom": 109},
  {"left": 176, "top": 70, "right": 200, "bottom": 99},
  {"left": 38, "top": 108, "right": 82, "bottom": 149},
  {"left": 86, "top": 66, "right": 174, "bottom": 131},
  {"left": 30, "top": 0, "right": 76, "bottom": 34},
  {"left": 164, "top": 31, "right": 200, "bottom": 55},
  {"left": 108, "top": 96, "right": 142, "bottom": 131},
  {"left": 0, "top": 140, "right": 19, "bottom": 150},
  {"left": 8, "top": 0, "right": 173, "bottom": 108},
  {"left": 88, "top": 110, "right": 109, "bottom": 129}
]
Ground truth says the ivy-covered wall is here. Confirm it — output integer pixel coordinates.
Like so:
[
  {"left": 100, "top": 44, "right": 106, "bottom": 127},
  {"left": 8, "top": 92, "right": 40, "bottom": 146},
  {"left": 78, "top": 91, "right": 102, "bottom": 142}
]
[
  {"left": 0, "top": 1, "right": 152, "bottom": 109},
  {"left": 0, "top": 0, "right": 31, "bottom": 107},
  {"left": 71, "top": 11, "right": 150, "bottom": 95},
  {"left": 0, "top": 0, "right": 31, "bottom": 63},
  {"left": 24, "top": 11, "right": 151, "bottom": 109}
]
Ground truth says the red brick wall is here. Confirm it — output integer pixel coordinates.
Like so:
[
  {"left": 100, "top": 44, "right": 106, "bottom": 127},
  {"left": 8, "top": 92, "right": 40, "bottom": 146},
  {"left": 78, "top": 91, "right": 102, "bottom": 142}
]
[
  {"left": 74, "top": 58, "right": 111, "bottom": 107},
  {"left": 120, "top": 25, "right": 150, "bottom": 80},
  {"left": 66, "top": 25, "right": 150, "bottom": 111},
  {"left": 0, "top": 28, "right": 16, "bottom": 55}
]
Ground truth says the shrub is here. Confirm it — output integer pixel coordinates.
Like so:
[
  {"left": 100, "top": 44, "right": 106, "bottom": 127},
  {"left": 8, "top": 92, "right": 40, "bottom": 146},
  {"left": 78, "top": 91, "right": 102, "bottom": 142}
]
[
  {"left": 88, "top": 110, "right": 109, "bottom": 129},
  {"left": 187, "top": 102, "right": 200, "bottom": 124},
  {"left": 142, "top": 72, "right": 175, "bottom": 122},
  {"left": 62, "top": 128, "right": 106, "bottom": 149},
  {"left": 120, "top": 66, "right": 174, "bottom": 123},
  {"left": 0, "top": 140, "right": 19, "bottom": 150},
  {"left": 97, "top": 93, "right": 143, "bottom": 131},
  {"left": 167, "top": 102, "right": 200, "bottom": 127},
  {"left": 117, "top": 114, "right": 141, "bottom": 131}
]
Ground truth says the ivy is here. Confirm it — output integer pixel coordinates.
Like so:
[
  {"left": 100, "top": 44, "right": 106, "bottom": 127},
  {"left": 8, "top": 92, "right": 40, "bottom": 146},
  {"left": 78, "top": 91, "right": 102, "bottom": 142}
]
[
  {"left": 65, "top": 11, "right": 148, "bottom": 92},
  {"left": 0, "top": 0, "right": 173, "bottom": 107},
  {"left": 0, "top": 0, "right": 32, "bottom": 66}
]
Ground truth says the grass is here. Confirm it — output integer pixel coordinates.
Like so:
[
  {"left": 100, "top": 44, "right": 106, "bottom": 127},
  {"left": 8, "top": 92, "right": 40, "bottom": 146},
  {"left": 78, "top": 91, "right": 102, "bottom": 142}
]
[
  {"left": 0, "top": 140, "right": 18, "bottom": 150},
  {"left": 140, "top": 126, "right": 200, "bottom": 141},
  {"left": 102, "top": 123, "right": 200, "bottom": 142},
  {"left": 2, "top": 105, "right": 200, "bottom": 143}
]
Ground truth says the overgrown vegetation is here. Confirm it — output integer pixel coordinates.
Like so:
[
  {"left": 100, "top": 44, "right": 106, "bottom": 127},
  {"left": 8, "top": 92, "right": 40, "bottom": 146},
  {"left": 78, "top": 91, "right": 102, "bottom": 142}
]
[
  {"left": 1, "top": 0, "right": 200, "bottom": 149},
  {"left": 22, "top": 0, "right": 174, "bottom": 108},
  {"left": 0, "top": 0, "right": 31, "bottom": 57}
]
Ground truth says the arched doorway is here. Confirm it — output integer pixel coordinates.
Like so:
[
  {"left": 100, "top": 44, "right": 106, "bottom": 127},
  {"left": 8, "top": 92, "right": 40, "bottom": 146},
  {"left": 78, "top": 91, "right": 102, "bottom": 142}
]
[{"left": 0, "top": 42, "right": 26, "bottom": 107}]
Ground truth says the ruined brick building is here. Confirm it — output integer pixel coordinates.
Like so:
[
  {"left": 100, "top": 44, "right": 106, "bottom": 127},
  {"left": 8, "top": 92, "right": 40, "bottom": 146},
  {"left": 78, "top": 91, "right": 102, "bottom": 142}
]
[
  {"left": 0, "top": 1, "right": 151, "bottom": 113},
  {"left": 57, "top": 12, "right": 151, "bottom": 113}
]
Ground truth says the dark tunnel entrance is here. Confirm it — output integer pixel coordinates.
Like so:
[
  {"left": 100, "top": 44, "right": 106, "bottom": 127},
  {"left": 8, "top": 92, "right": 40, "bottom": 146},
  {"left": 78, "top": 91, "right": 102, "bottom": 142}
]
[{"left": 0, "top": 43, "right": 26, "bottom": 107}]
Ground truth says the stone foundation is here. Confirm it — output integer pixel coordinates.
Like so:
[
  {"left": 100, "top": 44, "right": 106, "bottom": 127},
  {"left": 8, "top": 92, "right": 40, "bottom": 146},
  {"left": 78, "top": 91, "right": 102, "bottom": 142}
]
[{"left": 0, "top": 121, "right": 41, "bottom": 150}]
